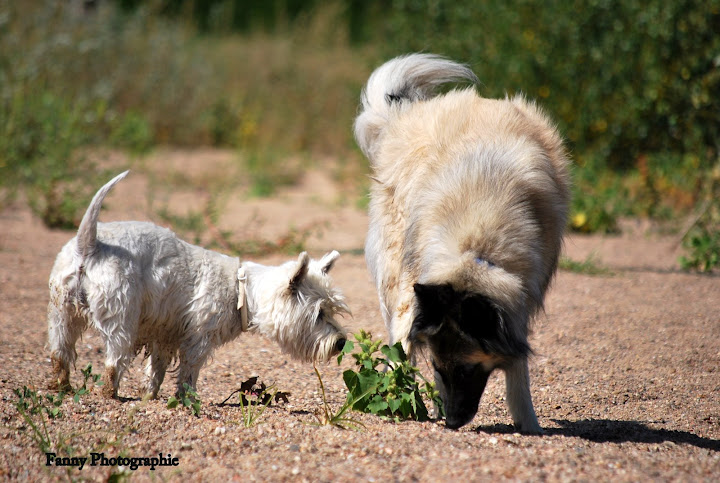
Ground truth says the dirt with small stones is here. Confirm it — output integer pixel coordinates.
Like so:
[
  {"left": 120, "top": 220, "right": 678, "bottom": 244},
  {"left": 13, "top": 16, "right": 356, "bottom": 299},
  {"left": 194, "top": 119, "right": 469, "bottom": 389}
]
[{"left": 1, "top": 149, "right": 718, "bottom": 481}]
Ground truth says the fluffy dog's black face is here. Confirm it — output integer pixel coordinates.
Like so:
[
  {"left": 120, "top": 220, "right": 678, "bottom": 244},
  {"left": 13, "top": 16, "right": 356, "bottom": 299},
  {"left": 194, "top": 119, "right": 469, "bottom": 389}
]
[{"left": 411, "top": 283, "right": 530, "bottom": 429}]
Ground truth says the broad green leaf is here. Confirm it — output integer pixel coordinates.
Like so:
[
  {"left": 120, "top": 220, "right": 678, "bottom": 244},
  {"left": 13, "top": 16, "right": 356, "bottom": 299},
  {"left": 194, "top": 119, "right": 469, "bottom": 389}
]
[
  {"left": 381, "top": 343, "right": 404, "bottom": 363},
  {"left": 397, "top": 397, "right": 412, "bottom": 418},
  {"left": 367, "top": 398, "right": 389, "bottom": 414},
  {"left": 336, "top": 339, "right": 355, "bottom": 364},
  {"left": 387, "top": 398, "right": 402, "bottom": 414}
]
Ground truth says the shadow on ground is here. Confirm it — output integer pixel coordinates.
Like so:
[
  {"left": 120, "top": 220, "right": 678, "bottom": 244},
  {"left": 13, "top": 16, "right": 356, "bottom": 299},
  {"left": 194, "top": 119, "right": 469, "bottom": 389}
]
[{"left": 475, "top": 419, "right": 720, "bottom": 451}]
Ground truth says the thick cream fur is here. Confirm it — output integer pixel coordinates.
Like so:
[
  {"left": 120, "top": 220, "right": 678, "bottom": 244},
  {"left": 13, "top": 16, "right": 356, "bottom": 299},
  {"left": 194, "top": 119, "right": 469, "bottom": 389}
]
[{"left": 355, "top": 54, "right": 570, "bottom": 433}]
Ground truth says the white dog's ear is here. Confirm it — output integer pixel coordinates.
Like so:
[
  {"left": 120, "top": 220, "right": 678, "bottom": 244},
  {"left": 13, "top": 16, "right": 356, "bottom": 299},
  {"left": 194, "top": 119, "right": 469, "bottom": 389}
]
[
  {"left": 289, "top": 252, "right": 310, "bottom": 292},
  {"left": 319, "top": 250, "right": 340, "bottom": 274}
]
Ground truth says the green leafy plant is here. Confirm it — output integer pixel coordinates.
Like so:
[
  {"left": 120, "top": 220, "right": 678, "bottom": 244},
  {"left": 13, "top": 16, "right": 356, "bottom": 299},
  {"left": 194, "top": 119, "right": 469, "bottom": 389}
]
[
  {"left": 338, "top": 330, "right": 443, "bottom": 422},
  {"left": 220, "top": 377, "right": 290, "bottom": 428},
  {"left": 0, "top": 91, "right": 105, "bottom": 229},
  {"left": 167, "top": 383, "right": 202, "bottom": 417}
]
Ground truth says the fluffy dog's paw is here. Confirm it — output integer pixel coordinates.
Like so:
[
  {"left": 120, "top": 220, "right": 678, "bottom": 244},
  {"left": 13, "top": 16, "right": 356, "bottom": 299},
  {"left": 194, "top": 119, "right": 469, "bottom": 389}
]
[{"left": 515, "top": 420, "right": 544, "bottom": 435}]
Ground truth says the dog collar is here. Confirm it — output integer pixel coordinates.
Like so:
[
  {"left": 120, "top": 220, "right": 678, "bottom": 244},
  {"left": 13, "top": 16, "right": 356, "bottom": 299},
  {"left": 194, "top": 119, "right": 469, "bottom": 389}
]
[{"left": 237, "top": 263, "right": 249, "bottom": 331}]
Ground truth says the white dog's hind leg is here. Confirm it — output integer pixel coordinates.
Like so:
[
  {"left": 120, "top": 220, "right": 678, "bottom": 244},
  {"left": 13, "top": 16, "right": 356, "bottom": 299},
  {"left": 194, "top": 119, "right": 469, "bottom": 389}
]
[
  {"left": 504, "top": 357, "right": 543, "bottom": 434},
  {"left": 97, "top": 311, "right": 139, "bottom": 399},
  {"left": 47, "top": 301, "right": 86, "bottom": 391}
]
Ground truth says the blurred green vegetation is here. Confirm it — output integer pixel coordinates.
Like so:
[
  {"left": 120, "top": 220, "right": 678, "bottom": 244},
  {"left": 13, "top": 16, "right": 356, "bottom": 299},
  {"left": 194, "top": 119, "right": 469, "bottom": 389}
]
[{"left": 1, "top": 0, "right": 718, "bottom": 268}]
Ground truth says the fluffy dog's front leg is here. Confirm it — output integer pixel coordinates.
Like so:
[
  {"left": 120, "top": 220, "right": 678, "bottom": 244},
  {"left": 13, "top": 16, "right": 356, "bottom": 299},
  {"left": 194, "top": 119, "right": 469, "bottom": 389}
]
[{"left": 504, "top": 357, "right": 542, "bottom": 434}]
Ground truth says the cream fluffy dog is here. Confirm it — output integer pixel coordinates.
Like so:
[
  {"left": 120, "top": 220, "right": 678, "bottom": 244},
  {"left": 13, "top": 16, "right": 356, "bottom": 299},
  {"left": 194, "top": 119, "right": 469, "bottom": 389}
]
[
  {"left": 48, "top": 171, "right": 349, "bottom": 399},
  {"left": 355, "top": 54, "right": 570, "bottom": 433}
]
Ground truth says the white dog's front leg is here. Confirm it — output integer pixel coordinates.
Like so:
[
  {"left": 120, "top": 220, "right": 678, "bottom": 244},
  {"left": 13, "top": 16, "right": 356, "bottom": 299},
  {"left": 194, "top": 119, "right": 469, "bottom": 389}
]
[
  {"left": 504, "top": 357, "right": 543, "bottom": 434},
  {"left": 101, "top": 351, "right": 134, "bottom": 399},
  {"left": 175, "top": 353, "right": 205, "bottom": 397},
  {"left": 144, "top": 350, "right": 171, "bottom": 399}
]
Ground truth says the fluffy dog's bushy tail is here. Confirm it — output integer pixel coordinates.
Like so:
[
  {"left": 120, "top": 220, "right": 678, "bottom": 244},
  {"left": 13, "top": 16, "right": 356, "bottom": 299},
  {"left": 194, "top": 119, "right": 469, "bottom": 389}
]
[
  {"left": 75, "top": 170, "right": 129, "bottom": 259},
  {"left": 353, "top": 53, "right": 478, "bottom": 163}
]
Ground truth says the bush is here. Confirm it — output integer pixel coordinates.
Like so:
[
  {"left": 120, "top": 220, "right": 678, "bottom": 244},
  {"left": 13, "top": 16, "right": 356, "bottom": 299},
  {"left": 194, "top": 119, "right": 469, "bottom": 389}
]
[
  {"left": 4, "top": 1, "right": 717, "bottom": 235},
  {"left": 0, "top": 1, "right": 371, "bottom": 227},
  {"left": 364, "top": 0, "right": 719, "bottom": 229},
  {"left": 679, "top": 163, "right": 720, "bottom": 272},
  {"left": 369, "top": 0, "right": 719, "bottom": 167}
]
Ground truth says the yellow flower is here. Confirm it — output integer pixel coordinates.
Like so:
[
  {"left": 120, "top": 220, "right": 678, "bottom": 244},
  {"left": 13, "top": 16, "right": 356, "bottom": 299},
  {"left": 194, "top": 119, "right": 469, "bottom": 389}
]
[{"left": 572, "top": 212, "right": 587, "bottom": 229}]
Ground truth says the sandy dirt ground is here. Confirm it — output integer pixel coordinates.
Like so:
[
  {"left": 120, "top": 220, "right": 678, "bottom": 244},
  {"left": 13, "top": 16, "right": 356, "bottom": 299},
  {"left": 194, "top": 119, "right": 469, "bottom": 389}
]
[{"left": 1, "top": 150, "right": 718, "bottom": 481}]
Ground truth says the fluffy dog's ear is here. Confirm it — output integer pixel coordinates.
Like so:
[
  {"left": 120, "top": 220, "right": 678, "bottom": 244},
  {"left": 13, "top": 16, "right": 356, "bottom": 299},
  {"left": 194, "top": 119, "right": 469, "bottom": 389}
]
[
  {"left": 319, "top": 250, "right": 340, "bottom": 274},
  {"left": 414, "top": 283, "right": 456, "bottom": 307},
  {"left": 458, "top": 295, "right": 500, "bottom": 341},
  {"left": 289, "top": 252, "right": 310, "bottom": 292},
  {"left": 459, "top": 294, "right": 531, "bottom": 358},
  {"left": 411, "top": 283, "right": 456, "bottom": 337}
]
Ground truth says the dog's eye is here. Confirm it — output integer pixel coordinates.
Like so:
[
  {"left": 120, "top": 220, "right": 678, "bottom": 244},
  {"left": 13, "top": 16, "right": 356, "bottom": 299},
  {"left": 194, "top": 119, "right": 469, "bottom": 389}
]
[{"left": 318, "top": 309, "right": 325, "bottom": 320}]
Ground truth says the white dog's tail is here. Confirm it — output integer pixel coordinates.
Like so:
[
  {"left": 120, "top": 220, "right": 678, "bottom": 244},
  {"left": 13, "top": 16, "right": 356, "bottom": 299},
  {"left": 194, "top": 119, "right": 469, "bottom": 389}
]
[
  {"left": 75, "top": 170, "right": 129, "bottom": 259},
  {"left": 353, "top": 53, "right": 478, "bottom": 163}
]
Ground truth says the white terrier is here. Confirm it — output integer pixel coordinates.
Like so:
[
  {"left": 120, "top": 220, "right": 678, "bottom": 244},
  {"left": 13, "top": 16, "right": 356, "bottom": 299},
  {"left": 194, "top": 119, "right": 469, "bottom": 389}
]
[{"left": 48, "top": 171, "right": 349, "bottom": 399}]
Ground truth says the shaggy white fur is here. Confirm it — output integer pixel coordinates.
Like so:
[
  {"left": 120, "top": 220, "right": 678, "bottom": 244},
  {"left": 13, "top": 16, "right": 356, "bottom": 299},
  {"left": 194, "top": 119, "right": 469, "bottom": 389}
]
[{"left": 48, "top": 171, "right": 349, "bottom": 399}]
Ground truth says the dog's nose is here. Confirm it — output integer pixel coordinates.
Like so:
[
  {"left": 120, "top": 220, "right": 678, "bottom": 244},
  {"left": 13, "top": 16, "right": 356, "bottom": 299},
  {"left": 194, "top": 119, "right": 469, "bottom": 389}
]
[{"left": 334, "top": 338, "right": 347, "bottom": 353}]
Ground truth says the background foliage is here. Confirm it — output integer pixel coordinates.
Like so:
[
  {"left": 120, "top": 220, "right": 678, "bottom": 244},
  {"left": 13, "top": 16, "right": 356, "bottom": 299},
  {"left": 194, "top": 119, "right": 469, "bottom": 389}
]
[{"left": 1, "top": 0, "right": 718, "bottom": 266}]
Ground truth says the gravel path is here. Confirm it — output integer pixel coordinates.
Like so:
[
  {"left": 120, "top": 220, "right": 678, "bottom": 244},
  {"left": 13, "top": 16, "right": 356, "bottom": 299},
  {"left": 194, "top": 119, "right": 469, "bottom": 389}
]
[{"left": 1, "top": 153, "right": 718, "bottom": 481}]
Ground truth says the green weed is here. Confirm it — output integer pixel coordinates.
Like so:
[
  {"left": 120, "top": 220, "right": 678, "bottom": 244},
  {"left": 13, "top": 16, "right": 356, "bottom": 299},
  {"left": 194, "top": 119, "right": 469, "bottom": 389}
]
[
  {"left": 559, "top": 254, "right": 613, "bottom": 276},
  {"left": 224, "top": 223, "right": 318, "bottom": 258},
  {"left": 13, "top": 369, "right": 146, "bottom": 481},
  {"left": 155, "top": 192, "right": 320, "bottom": 257},
  {"left": 243, "top": 150, "right": 305, "bottom": 198},
  {"left": 13, "top": 363, "right": 104, "bottom": 455},
  {"left": 156, "top": 207, "right": 206, "bottom": 246},
  {"left": 13, "top": 386, "right": 65, "bottom": 453},
  {"left": 74, "top": 363, "right": 104, "bottom": 403},
  {"left": 167, "top": 383, "right": 202, "bottom": 417},
  {"left": 679, "top": 198, "right": 720, "bottom": 273}
]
